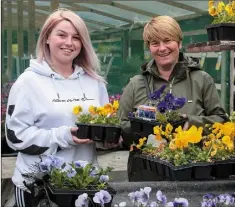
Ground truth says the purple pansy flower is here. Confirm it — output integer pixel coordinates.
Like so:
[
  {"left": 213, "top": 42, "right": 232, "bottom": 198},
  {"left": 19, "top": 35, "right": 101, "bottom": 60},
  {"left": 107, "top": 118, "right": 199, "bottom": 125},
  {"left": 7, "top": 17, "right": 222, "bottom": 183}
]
[
  {"left": 157, "top": 101, "right": 168, "bottom": 113},
  {"left": 67, "top": 167, "right": 76, "bottom": 178},
  {"left": 128, "top": 191, "right": 141, "bottom": 204},
  {"left": 93, "top": 190, "right": 112, "bottom": 207},
  {"left": 39, "top": 155, "right": 64, "bottom": 172},
  {"left": 156, "top": 190, "right": 167, "bottom": 204},
  {"left": 139, "top": 187, "right": 152, "bottom": 205},
  {"left": 75, "top": 193, "right": 88, "bottom": 207},
  {"left": 99, "top": 175, "right": 109, "bottom": 183},
  {"left": 150, "top": 84, "right": 167, "bottom": 100},
  {"left": 74, "top": 160, "right": 89, "bottom": 168}
]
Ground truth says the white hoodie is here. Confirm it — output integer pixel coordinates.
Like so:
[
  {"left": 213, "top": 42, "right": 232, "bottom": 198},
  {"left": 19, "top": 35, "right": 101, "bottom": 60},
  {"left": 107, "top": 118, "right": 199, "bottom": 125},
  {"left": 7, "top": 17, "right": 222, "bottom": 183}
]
[{"left": 5, "top": 59, "right": 109, "bottom": 190}]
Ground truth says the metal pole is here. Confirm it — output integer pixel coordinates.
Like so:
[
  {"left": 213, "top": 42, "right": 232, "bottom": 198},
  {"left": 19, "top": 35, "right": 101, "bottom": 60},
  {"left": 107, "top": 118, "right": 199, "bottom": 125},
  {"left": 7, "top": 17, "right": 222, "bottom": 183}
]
[{"left": 221, "top": 50, "right": 230, "bottom": 114}]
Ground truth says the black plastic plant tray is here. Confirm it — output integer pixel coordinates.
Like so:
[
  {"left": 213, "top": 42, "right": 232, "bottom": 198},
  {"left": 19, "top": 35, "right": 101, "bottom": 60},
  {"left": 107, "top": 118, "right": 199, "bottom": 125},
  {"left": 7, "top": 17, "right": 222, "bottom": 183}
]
[
  {"left": 76, "top": 123, "right": 121, "bottom": 143},
  {"left": 128, "top": 117, "right": 187, "bottom": 138},
  {"left": 206, "top": 23, "right": 235, "bottom": 41},
  {"left": 131, "top": 154, "right": 235, "bottom": 181},
  {"left": 212, "top": 159, "right": 235, "bottom": 178},
  {"left": 46, "top": 183, "right": 116, "bottom": 207}
]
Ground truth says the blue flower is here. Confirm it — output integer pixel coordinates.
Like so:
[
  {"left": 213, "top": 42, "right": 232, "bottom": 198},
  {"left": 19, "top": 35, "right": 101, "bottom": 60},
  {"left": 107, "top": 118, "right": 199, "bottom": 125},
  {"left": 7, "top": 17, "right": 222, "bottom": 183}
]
[
  {"left": 149, "top": 201, "right": 158, "bottom": 207},
  {"left": 216, "top": 194, "right": 235, "bottom": 205},
  {"left": 75, "top": 193, "right": 88, "bottom": 207},
  {"left": 39, "top": 159, "right": 52, "bottom": 172},
  {"left": 150, "top": 84, "right": 167, "bottom": 100},
  {"left": 139, "top": 187, "right": 152, "bottom": 206},
  {"left": 157, "top": 101, "right": 168, "bottom": 113},
  {"left": 201, "top": 200, "right": 216, "bottom": 207},
  {"left": 128, "top": 191, "right": 141, "bottom": 204},
  {"left": 156, "top": 190, "right": 167, "bottom": 204},
  {"left": 89, "top": 167, "right": 99, "bottom": 177},
  {"left": 99, "top": 175, "right": 109, "bottom": 183},
  {"left": 173, "top": 198, "right": 189, "bottom": 207},
  {"left": 173, "top": 97, "right": 187, "bottom": 110},
  {"left": 74, "top": 160, "right": 89, "bottom": 168},
  {"left": 165, "top": 92, "right": 174, "bottom": 103},
  {"left": 66, "top": 167, "right": 76, "bottom": 178},
  {"left": 39, "top": 155, "right": 64, "bottom": 172},
  {"left": 93, "top": 190, "right": 112, "bottom": 207}
]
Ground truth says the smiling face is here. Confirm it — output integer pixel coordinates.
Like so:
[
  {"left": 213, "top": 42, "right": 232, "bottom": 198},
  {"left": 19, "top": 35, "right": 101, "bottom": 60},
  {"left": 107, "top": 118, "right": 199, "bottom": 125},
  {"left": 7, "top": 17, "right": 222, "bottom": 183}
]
[
  {"left": 47, "top": 20, "right": 82, "bottom": 65},
  {"left": 149, "top": 38, "right": 182, "bottom": 71}
]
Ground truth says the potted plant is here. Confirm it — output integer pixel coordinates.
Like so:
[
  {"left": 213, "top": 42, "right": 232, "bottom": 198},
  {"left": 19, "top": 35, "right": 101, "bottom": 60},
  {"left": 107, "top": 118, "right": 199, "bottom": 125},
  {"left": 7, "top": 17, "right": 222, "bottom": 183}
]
[
  {"left": 128, "top": 84, "right": 187, "bottom": 138},
  {"left": 206, "top": 0, "right": 235, "bottom": 41},
  {"left": 129, "top": 120, "right": 235, "bottom": 181},
  {"left": 73, "top": 101, "right": 121, "bottom": 143},
  {"left": 23, "top": 155, "right": 116, "bottom": 207}
]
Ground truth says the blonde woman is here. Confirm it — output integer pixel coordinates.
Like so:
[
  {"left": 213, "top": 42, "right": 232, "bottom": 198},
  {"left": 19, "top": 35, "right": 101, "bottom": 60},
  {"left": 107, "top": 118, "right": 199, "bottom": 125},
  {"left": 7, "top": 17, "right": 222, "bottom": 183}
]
[
  {"left": 5, "top": 9, "right": 109, "bottom": 206},
  {"left": 118, "top": 16, "right": 228, "bottom": 180}
]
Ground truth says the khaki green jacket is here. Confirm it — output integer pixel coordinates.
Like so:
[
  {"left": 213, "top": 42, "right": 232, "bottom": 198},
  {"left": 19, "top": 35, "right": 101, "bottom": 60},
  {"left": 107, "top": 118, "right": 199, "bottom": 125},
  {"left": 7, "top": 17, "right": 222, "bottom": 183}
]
[{"left": 118, "top": 56, "right": 228, "bottom": 144}]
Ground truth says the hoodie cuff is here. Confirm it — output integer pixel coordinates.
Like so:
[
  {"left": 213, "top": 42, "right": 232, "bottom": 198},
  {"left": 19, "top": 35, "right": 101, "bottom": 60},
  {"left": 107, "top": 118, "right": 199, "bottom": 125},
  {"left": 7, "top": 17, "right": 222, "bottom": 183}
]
[{"left": 63, "top": 126, "right": 77, "bottom": 146}]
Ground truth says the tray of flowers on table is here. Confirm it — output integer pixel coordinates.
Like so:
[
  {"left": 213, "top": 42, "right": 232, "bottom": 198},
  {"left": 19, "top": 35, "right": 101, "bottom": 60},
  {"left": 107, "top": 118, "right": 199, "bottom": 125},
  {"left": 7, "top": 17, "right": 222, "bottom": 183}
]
[
  {"left": 129, "top": 115, "right": 235, "bottom": 181},
  {"left": 22, "top": 155, "right": 116, "bottom": 207},
  {"left": 73, "top": 100, "right": 121, "bottom": 143},
  {"left": 128, "top": 84, "right": 188, "bottom": 138}
]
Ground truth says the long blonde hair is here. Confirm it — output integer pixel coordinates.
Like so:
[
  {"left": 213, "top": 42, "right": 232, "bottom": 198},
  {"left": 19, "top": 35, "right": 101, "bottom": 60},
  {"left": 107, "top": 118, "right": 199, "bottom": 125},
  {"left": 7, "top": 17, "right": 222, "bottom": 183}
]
[{"left": 36, "top": 8, "right": 105, "bottom": 82}]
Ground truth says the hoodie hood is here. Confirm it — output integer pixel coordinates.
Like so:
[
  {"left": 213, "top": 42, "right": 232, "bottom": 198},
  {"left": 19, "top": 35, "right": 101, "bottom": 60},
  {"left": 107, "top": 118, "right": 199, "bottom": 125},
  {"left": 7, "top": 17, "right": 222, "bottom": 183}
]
[
  {"left": 26, "top": 59, "right": 85, "bottom": 80},
  {"left": 25, "top": 59, "right": 86, "bottom": 99}
]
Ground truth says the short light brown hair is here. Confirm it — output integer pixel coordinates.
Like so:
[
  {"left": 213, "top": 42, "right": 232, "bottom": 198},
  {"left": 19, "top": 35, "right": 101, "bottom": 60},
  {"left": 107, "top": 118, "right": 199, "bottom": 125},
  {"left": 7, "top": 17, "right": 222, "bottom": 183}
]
[
  {"left": 143, "top": 16, "right": 183, "bottom": 46},
  {"left": 36, "top": 8, "right": 104, "bottom": 82}
]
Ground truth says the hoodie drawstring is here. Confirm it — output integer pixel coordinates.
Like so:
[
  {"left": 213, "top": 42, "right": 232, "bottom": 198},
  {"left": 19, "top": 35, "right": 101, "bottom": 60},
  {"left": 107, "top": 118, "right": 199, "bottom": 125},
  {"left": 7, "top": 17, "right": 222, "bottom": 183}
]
[{"left": 50, "top": 74, "right": 60, "bottom": 99}]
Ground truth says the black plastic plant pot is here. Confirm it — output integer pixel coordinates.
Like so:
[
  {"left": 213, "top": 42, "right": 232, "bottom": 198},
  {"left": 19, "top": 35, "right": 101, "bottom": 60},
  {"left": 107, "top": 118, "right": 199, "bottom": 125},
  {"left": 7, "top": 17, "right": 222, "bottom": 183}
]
[
  {"left": 90, "top": 125, "right": 104, "bottom": 142},
  {"left": 141, "top": 122, "right": 154, "bottom": 137},
  {"left": 193, "top": 164, "right": 214, "bottom": 180},
  {"left": 105, "top": 126, "right": 121, "bottom": 143},
  {"left": 169, "top": 167, "right": 193, "bottom": 181},
  {"left": 129, "top": 117, "right": 143, "bottom": 134},
  {"left": 76, "top": 123, "right": 90, "bottom": 139},
  {"left": 212, "top": 159, "right": 235, "bottom": 178},
  {"left": 46, "top": 184, "right": 116, "bottom": 207},
  {"left": 206, "top": 23, "right": 235, "bottom": 41},
  {"left": 129, "top": 116, "right": 188, "bottom": 138}
]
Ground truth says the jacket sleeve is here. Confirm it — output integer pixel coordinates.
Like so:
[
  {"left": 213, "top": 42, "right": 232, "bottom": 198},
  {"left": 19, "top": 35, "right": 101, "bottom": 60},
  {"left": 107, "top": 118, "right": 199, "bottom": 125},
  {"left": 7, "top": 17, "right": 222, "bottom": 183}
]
[
  {"left": 187, "top": 73, "right": 229, "bottom": 127},
  {"left": 118, "top": 80, "right": 139, "bottom": 147},
  {"left": 5, "top": 84, "right": 76, "bottom": 156}
]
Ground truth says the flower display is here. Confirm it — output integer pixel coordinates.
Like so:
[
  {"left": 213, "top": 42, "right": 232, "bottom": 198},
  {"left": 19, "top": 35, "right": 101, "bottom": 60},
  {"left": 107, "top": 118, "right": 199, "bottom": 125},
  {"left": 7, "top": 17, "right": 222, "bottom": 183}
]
[
  {"left": 208, "top": 0, "right": 235, "bottom": 24},
  {"left": 130, "top": 84, "right": 187, "bottom": 124},
  {"left": 132, "top": 121, "right": 235, "bottom": 166},
  {"left": 38, "top": 155, "right": 113, "bottom": 190},
  {"left": 73, "top": 101, "right": 120, "bottom": 125},
  {"left": 75, "top": 186, "right": 235, "bottom": 207}
]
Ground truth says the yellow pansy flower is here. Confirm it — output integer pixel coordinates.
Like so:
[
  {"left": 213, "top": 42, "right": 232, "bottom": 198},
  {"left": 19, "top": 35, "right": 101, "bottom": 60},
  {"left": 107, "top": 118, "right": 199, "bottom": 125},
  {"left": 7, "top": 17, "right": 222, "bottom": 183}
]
[
  {"left": 209, "top": 0, "right": 214, "bottom": 8},
  {"left": 153, "top": 126, "right": 162, "bottom": 140},
  {"left": 225, "top": 3, "right": 233, "bottom": 16},
  {"left": 211, "top": 149, "right": 217, "bottom": 156},
  {"left": 73, "top": 105, "right": 82, "bottom": 115},
  {"left": 232, "top": 1, "right": 235, "bottom": 9},
  {"left": 209, "top": 6, "right": 218, "bottom": 16},
  {"left": 88, "top": 106, "right": 97, "bottom": 115},
  {"left": 112, "top": 100, "right": 119, "bottom": 111},
  {"left": 217, "top": 1, "right": 225, "bottom": 13}
]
